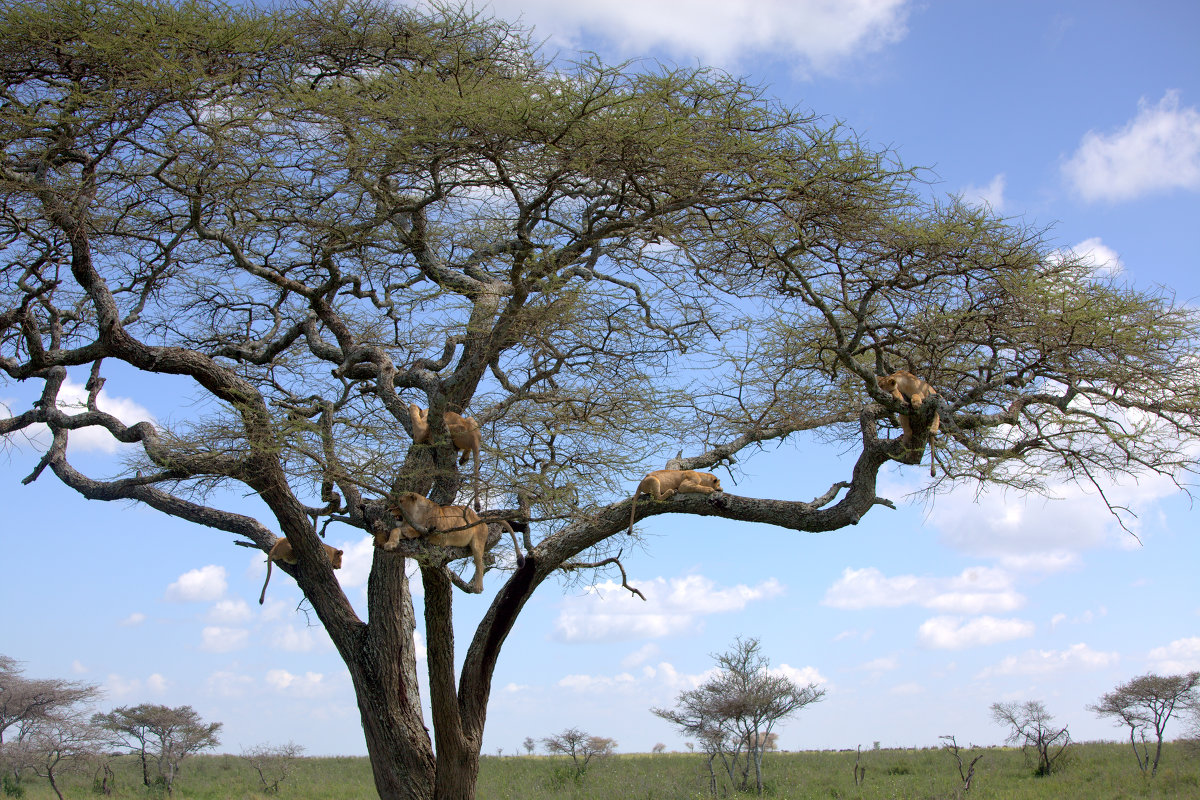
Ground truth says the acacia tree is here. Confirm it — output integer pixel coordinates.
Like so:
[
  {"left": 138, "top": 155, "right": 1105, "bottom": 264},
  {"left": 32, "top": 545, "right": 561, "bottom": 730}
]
[
  {"left": 1090, "top": 671, "right": 1200, "bottom": 776},
  {"left": 653, "top": 637, "right": 825, "bottom": 796},
  {"left": 93, "top": 704, "right": 221, "bottom": 794},
  {"left": 0, "top": 656, "right": 101, "bottom": 791},
  {"left": 3, "top": 1, "right": 1200, "bottom": 799},
  {"left": 541, "top": 728, "right": 615, "bottom": 778},
  {"left": 990, "top": 700, "right": 1071, "bottom": 777}
]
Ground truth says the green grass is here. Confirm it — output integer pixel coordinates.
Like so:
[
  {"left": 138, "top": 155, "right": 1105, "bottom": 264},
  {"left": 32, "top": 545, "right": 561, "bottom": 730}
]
[{"left": 7, "top": 742, "right": 1198, "bottom": 799}]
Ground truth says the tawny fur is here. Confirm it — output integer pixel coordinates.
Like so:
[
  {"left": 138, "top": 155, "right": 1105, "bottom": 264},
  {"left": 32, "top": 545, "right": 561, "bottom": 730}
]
[
  {"left": 410, "top": 403, "right": 482, "bottom": 507},
  {"left": 259, "top": 537, "right": 344, "bottom": 605},
  {"left": 378, "top": 491, "right": 525, "bottom": 594},
  {"left": 877, "top": 370, "right": 940, "bottom": 477},
  {"left": 628, "top": 469, "right": 723, "bottom": 536}
]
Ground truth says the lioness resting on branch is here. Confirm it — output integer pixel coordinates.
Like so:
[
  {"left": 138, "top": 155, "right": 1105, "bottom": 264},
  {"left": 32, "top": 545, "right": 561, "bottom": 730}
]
[
  {"left": 379, "top": 491, "right": 525, "bottom": 594},
  {"left": 259, "top": 537, "right": 344, "bottom": 605},
  {"left": 877, "top": 369, "right": 940, "bottom": 477},
  {"left": 628, "top": 469, "right": 723, "bottom": 535}
]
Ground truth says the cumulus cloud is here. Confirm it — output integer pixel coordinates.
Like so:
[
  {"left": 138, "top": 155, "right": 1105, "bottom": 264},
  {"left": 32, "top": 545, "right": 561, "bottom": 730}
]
[
  {"left": 265, "top": 669, "right": 328, "bottom": 697},
  {"left": 960, "top": 173, "right": 1006, "bottom": 211},
  {"left": 200, "top": 626, "right": 249, "bottom": 653},
  {"left": 269, "top": 623, "right": 331, "bottom": 653},
  {"left": 774, "top": 664, "right": 828, "bottom": 687},
  {"left": 1052, "top": 237, "right": 1123, "bottom": 277},
  {"left": 823, "top": 566, "right": 1024, "bottom": 614},
  {"left": 917, "top": 615, "right": 1035, "bottom": 650},
  {"left": 553, "top": 574, "right": 784, "bottom": 642},
  {"left": 1147, "top": 637, "right": 1200, "bottom": 673},
  {"left": 976, "top": 642, "right": 1119, "bottom": 678},
  {"left": 333, "top": 537, "right": 375, "bottom": 589},
  {"left": 1063, "top": 90, "right": 1200, "bottom": 202},
  {"left": 558, "top": 660, "right": 713, "bottom": 696},
  {"left": 557, "top": 659, "right": 825, "bottom": 700},
  {"left": 621, "top": 643, "right": 662, "bottom": 669},
  {"left": 926, "top": 473, "right": 1179, "bottom": 572},
  {"left": 206, "top": 670, "right": 254, "bottom": 698},
  {"left": 413, "top": 630, "right": 427, "bottom": 660},
  {"left": 165, "top": 565, "right": 228, "bottom": 602},
  {"left": 558, "top": 671, "right": 640, "bottom": 693},
  {"left": 207, "top": 599, "right": 252, "bottom": 624},
  {"left": 106, "top": 672, "right": 170, "bottom": 698},
  {"left": 859, "top": 656, "right": 899, "bottom": 674},
  {"left": 6, "top": 375, "right": 156, "bottom": 454},
  {"left": 477, "top": 0, "right": 910, "bottom": 73}
]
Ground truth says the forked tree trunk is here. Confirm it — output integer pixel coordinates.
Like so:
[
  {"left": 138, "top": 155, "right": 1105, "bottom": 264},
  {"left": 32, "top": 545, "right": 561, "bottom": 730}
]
[{"left": 336, "top": 557, "right": 438, "bottom": 800}]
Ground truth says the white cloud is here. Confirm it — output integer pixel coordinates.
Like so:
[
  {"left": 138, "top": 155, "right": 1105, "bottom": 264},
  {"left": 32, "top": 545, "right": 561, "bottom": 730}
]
[
  {"left": 270, "top": 623, "right": 331, "bottom": 653},
  {"left": 105, "top": 672, "right": 169, "bottom": 698},
  {"left": 926, "top": 475, "right": 1179, "bottom": 571},
  {"left": 558, "top": 660, "right": 712, "bottom": 696},
  {"left": 265, "top": 669, "right": 329, "bottom": 697},
  {"left": 206, "top": 670, "right": 254, "bottom": 698},
  {"left": 977, "top": 643, "right": 1118, "bottom": 678},
  {"left": 859, "top": 656, "right": 899, "bottom": 674},
  {"left": 1147, "top": 637, "right": 1200, "bottom": 673},
  {"left": 8, "top": 375, "right": 156, "bottom": 454},
  {"left": 553, "top": 574, "right": 784, "bottom": 642},
  {"left": 165, "top": 565, "right": 228, "bottom": 602},
  {"left": 823, "top": 566, "right": 1023, "bottom": 614},
  {"left": 961, "top": 173, "right": 1006, "bottom": 211},
  {"left": 478, "top": 0, "right": 910, "bottom": 73},
  {"left": 917, "top": 615, "right": 1035, "bottom": 650},
  {"left": 119, "top": 612, "right": 147, "bottom": 627},
  {"left": 207, "top": 599, "right": 252, "bottom": 624},
  {"left": 1064, "top": 90, "right": 1200, "bottom": 202},
  {"left": 1056, "top": 237, "right": 1124, "bottom": 277},
  {"left": 334, "top": 537, "right": 375, "bottom": 589},
  {"left": 200, "top": 626, "right": 249, "bottom": 653},
  {"left": 558, "top": 671, "right": 639, "bottom": 693},
  {"left": 774, "top": 664, "right": 827, "bottom": 687},
  {"left": 621, "top": 643, "right": 662, "bottom": 669}
]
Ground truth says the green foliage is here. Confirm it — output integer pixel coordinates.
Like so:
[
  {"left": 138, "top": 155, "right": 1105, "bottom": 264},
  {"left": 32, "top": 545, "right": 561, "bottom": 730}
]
[
  {"left": 1, "top": 775, "right": 25, "bottom": 798},
  {"left": 8, "top": 743, "right": 1200, "bottom": 799}
]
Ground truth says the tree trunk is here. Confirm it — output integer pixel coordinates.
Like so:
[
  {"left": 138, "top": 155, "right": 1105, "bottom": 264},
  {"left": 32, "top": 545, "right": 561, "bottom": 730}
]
[{"left": 350, "top": 557, "right": 437, "bottom": 800}]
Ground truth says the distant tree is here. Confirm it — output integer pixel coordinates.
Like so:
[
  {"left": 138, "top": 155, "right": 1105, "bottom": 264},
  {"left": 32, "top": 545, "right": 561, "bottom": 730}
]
[
  {"left": 20, "top": 707, "right": 103, "bottom": 800},
  {"left": 653, "top": 637, "right": 824, "bottom": 796},
  {"left": 0, "top": 656, "right": 101, "bottom": 792},
  {"left": 541, "top": 728, "right": 615, "bottom": 777},
  {"left": 652, "top": 742, "right": 666, "bottom": 754},
  {"left": 522, "top": 737, "right": 535, "bottom": 756},
  {"left": 241, "top": 741, "right": 305, "bottom": 793},
  {"left": 93, "top": 704, "right": 220, "bottom": 795},
  {"left": 1090, "top": 671, "right": 1200, "bottom": 776},
  {"left": 91, "top": 705, "right": 154, "bottom": 787},
  {"left": 753, "top": 731, "right": 779, "bottom": 752},
  {"left": 990, "top": 700, "right": 1070, "bottom": 777},
  {"left": 939, "top": 735, "right": 984, "bottom": 793}
]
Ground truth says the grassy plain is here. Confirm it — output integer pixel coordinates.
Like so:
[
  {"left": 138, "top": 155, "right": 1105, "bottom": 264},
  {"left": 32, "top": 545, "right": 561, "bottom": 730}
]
[{"left": 9, "top": 741, "right": 1199, "bottom": 799}]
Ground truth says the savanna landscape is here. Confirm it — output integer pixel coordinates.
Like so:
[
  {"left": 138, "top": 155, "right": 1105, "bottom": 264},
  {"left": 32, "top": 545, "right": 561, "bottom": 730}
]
[{"left": 7, "top": 742, "right": 1200, "bottom": 800}]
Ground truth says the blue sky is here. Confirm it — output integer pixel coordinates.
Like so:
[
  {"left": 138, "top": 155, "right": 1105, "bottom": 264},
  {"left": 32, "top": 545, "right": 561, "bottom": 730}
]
[{"left": 3, "top": 0, "right": 1199, "bottom": 757}]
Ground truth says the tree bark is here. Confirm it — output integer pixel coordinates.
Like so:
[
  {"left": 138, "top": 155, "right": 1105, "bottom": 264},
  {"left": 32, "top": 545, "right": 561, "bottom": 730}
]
[{"left": 350, "top": 559, "right": 436, "bottom": 800}]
